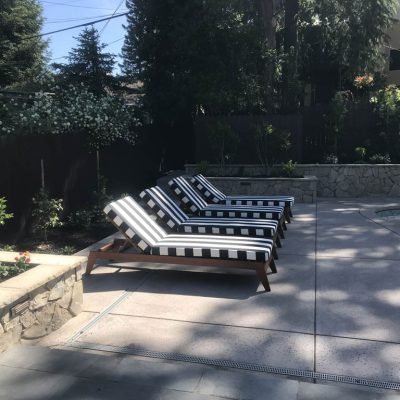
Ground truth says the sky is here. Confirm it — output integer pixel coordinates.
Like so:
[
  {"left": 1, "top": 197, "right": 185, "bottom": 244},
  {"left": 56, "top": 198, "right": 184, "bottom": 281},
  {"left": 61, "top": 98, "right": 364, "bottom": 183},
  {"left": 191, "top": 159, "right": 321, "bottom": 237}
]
[{"left": 40, "top": 0, "right": 128, "bottom": 72}]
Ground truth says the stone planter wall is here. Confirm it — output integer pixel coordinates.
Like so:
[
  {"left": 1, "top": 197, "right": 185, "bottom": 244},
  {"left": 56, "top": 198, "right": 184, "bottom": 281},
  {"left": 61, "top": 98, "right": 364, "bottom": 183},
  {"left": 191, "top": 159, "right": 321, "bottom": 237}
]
[
  {"left": 185, "top": 164, "right": 400, "bottom": 198},
  {"left": 199, "top": 176, "right": 317, "bottom": 203},
  {"left": 0, "top": 253, "right": 87, "bottom": 352}
]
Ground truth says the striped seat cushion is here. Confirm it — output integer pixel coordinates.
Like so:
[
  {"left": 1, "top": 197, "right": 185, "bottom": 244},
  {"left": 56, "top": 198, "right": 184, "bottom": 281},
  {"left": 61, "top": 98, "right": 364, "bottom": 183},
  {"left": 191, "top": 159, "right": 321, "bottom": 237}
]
[
  {"left": 139, "top": 186, "right": 277, "bottom": 237},
  {"left": 151, "top": 234, "right": 273, "bottom": 262},
  {"left": 199, "top": 205, "right": 283, "bottom": 220},
  {"left": 191, "top": 174, "right": 295, "bottom": 207},
  {"left": 104, "top": 196, "right": 273, "bottom": 262},
  {"left": 168, "top": 176, "right": 284, "bottom": 220}
]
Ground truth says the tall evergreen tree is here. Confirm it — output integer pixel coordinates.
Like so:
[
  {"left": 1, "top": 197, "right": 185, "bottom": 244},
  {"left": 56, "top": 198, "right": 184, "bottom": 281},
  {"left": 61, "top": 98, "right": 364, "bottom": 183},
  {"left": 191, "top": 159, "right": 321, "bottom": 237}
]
[
  {"left": 53, "top": 27, "right": 115, "bottom": 95},
  {"left": 0, "top": 0, "right": 46, "bottom": 88},
  {"left": 121, "top": 0, "right": 275, "bottom": 168}
]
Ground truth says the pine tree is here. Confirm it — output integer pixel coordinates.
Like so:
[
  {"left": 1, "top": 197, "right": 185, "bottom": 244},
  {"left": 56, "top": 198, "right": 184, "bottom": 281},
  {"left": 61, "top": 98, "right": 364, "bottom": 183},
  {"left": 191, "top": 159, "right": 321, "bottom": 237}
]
[
  {"left": 53, "top": 27, "right": 116, "bottom": 95},
  {"left": 0, "top": 0, "right": 47, "bottom": 88}
]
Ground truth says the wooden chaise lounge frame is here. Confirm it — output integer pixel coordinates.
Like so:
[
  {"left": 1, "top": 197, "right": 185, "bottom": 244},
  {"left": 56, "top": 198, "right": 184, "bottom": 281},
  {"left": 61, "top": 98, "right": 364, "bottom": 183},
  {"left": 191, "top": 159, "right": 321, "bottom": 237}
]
[
  {"left": 86, "top": 234, "right": 277, "bottom": 292},
  {"left": 86, "top": 195, "right": 277, "bottom": 292}
]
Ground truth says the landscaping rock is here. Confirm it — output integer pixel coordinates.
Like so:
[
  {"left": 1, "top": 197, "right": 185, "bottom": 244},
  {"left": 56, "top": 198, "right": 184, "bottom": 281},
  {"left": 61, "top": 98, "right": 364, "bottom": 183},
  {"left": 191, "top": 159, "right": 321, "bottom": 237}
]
[
  {"left": 36, "top": 302, "right": 56, "bottom": 326},
  {"left": 48, "top": 280, "right": 64, "bottom": 301},
  {"left": 20, "top": 310, "right": 36, "bottom": 329},
  {"left": 22, "top": 324, "right": 47, "bottom": 339},
  {"left": 51, "top": 305, "right": 72, "bottom": 331},
  {"left": 29, "top": 288, "right": 50, "bottom": 311}
]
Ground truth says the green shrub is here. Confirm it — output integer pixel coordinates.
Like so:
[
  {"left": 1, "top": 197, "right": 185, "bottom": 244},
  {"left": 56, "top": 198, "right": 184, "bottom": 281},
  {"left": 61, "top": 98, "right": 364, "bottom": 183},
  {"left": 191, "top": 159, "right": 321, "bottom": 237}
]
[
  {"left": 369, "top": 153, "right": 391, "bottom": 164},
  {"left": 281, "top": 160, "right": 297, "bottom": 177},
  {"left": 255, "top": 124, "right": 291, "bottom": 173},
  {"left": 32, "top": 188, "right": 63, "bottom": 242},
  {"left": 0, "top": 197, "right": 13, "bottom": 226}
]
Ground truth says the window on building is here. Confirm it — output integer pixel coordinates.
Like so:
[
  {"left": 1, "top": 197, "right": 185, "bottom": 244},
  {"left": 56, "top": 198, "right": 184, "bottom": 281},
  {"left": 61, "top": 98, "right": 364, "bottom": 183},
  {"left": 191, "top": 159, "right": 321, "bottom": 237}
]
[{"left": 389, "top": 49, "right": 400, "bottom": 71}]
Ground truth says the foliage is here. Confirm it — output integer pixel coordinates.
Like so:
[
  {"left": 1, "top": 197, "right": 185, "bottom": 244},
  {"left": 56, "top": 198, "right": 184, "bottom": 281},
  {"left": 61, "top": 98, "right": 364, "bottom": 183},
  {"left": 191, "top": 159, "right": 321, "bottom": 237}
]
[
  {"left": 0, "top": 197, "right": 13, "bottom": 226},
  {"left": 374, "top": 85, "right": 400, "bottom": 162},
  {"left": 355, "top": 147, "right": 367, "bottom": 162},
  {"left": 0, "top": 0, "right": 47, "bottom": 88},
  {"left": 325, "top": 90, "right": 353, "bottom": 156},
  {"left": 208, "top": 122, "right": 239, "bottom": 171},
  {"left": 369, "top": 153, "right": 391, "bottom": 164},
  {"left": 121, "top": 0, "right": 281, "bottom": 168},
  {"left": 0, "top": 244, "right": 16, "bottom": 251},
  {"left": 0, "top": 84, "right": 139, "bottom": 149},
  {"left": 52, "top": 27, "right": 116, "bottom": 95},
  {"left": 280, "top": 160, "right": 297, "bottom": 177},
  {"left": 65, "top": 209, "right": 98, "bottom": 229},
  {"left": 322, "top": 153, "right": 338, "bottom": 164},
  {"left": 32, "top": 188, "right": 63, "bottom": 242},
  {"left": 298, "top": 0, "right": 397, "bottom": 86},
  {"left": 255, "top": 123, "right": 291, "bottom": 173},
  {"left": 0, "top": 251, "right": 31, "bottom": 281},
  {"left": 60, "top": 245, "right": 76, "bottom": 255}
]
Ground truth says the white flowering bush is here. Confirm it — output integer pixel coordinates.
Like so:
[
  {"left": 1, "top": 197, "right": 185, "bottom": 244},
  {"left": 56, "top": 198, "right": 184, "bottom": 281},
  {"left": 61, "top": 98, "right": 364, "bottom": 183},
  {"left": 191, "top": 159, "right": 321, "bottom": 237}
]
[{"left": 0, "top": 84, "right": 139, "bottom": 149}]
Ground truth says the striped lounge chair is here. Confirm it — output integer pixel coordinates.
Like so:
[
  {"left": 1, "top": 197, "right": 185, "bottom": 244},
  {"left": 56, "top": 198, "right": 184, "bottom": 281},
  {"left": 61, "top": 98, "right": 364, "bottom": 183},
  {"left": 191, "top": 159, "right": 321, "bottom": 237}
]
[
  {"left": 191, "top": 174, "right": 295, "bottom": 222},
  {"left": 168, "top": 176, "right": 287, "bottom": 238},
  {"left": 86, "top": 196, "right": 277, "bottom": 291},
  {"left": 139, "top": 186, "right": 281, "bottom": 253}
]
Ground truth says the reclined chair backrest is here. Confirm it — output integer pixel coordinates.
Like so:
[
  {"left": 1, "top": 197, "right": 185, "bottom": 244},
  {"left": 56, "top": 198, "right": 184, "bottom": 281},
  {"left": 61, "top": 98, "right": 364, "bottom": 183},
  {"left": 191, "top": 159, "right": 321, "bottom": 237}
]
[
  {"left": 191, "top": 174, "right": 225, "bottom": 203},
  {"left": 168, "top": 176, "right": 208, "bottom": 213},
  {"left": 140, "top": 186, "right": 189, "bottom": 229},
  {"left": 104, "top": 196, "right": 167, "bottom": 252}
]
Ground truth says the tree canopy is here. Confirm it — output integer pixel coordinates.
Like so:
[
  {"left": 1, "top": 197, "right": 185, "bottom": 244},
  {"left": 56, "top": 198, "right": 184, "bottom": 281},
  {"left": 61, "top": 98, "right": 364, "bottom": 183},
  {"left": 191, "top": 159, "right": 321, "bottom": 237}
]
[
  {"left": 0, "top": 0, "right": 47, "bottom": 88},
  {"left": 53, "top": 27, "right": 116, "bottom": 95}
]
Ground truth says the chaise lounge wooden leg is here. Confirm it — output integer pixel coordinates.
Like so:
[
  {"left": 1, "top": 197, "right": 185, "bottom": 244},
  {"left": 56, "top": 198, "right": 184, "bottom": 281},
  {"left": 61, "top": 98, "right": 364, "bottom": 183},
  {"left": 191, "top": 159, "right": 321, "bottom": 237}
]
[
  {"left": 85, "top": 252, "right": 97, "bottom": 275},
  {"left": 256, "top": 265, "right": 271, "bottom": 292},
  {"left": 275, "top": 235, "right": 282, "bottom": 248},
  {"left": 272, "top": 246, "right": 278, "bottom": 260},
  {"left": 284, "top": 207, "right": 291, "bottom": 223},
  {"left": 278, "top": 224, "right": 285, "bottom": 239},
  {"left": 269, "top": 258, "right": 277, "bottom": 273}
]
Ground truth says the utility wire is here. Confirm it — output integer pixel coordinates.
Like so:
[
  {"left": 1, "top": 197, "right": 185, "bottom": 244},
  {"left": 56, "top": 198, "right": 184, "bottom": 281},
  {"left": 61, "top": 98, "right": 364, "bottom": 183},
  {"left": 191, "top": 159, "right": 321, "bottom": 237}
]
[
  {"left": 45, "top": 13, "right": 125, "bottom": 24},
  {"left": 99, "top": 0, "right": 125, "bottom": 35},
  {"left": 25, "top": 12, "right": 129, "bottom": 40},
  {"left": 39, "top": 0, "right": 128, "bottom": 11}
]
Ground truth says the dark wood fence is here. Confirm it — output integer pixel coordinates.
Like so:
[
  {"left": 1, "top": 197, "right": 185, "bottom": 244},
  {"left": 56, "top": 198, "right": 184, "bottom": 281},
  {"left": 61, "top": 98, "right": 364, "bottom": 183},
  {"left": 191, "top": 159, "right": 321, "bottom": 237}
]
[
  {"left": 0, "top": 134, "right": 160, "bottom": 241},
  {"left": 194, "top": 104, "right": 378, "bottom": 164}
]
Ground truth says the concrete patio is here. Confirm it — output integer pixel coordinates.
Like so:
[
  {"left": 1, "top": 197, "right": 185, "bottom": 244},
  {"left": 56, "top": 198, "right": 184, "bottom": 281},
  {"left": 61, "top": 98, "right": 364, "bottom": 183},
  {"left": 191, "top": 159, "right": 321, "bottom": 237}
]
[{"left": 1, "top": 197, "right": 400, "bottom": 399}]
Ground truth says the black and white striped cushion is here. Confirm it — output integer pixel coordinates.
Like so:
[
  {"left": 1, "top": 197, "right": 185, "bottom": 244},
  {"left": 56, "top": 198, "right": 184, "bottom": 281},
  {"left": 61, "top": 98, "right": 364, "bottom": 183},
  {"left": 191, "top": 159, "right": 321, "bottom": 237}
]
[
  {"left": 104, "top": 196, "right": 273, "bottom": 262},
  {"left": 104, "top": 196, "right": 167, "bottom": 252},
  {"left": 139, "top": 187, "right": 278, "bottom": 237},
  {"left": 168, "top": 176, "right": 209, "bottom": 212},
  {"left": 151, "top": 234, "right": 272, "bottom": 262},
  {"left": 168, "top": 177, "right": 284, "bottom": 221},
  {"left": 192, "top": 174, "right": 295, "bottom": 207}
]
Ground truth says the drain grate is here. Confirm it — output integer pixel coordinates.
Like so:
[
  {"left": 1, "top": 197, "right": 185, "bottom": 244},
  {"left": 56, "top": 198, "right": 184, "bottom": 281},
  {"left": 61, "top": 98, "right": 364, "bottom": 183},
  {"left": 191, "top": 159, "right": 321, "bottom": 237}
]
[{"left": 67, "top": 341, "right": 400, "bottom": 391}]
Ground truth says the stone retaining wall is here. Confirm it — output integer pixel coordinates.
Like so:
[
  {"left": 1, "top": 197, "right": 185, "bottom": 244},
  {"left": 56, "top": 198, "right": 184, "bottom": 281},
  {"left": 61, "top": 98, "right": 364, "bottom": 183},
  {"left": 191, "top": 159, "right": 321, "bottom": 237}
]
[
  {"left": 0, "top": 253, "right": 86, "bottom": 352},
  {"left": 185, "top": 164, "right": 400, "bottom": 197},
  {"left": 204, "top": 176, "right": 317, "bottom": 203}
]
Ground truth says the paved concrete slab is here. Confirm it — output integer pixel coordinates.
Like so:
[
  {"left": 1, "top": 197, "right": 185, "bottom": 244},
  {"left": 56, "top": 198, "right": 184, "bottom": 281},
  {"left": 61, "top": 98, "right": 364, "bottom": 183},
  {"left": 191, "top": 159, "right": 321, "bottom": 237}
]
[
  {"left": 317, "top": 224, "right": 400, "bottom": 260},
  {"left": 316, "top": 336, "right": 400, "bottom": 382},
  {"left": 112, "top": 254, "right": 315, "bottom": 333},
  {"left": 76, "top": 314, "right": 315, "bottom": 370},
  {"left": 279, "top": 221, "right": 316, "bottom": 256},
  {"left": 317, "top": 257, "right": 400, "bottom": 342}
]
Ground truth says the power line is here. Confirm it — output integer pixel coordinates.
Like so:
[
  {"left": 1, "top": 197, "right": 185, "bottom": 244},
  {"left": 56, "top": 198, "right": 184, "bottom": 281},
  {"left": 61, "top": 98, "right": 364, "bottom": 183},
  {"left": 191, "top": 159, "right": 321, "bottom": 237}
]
[
  {"left": 45, "top": 13, "right": 125, "bottom": 24},
  {"left": 25, "top": 12, "right": 129, "bottom": 40},
  {"left": 99, "top": 0, "right": 125, "bottom": 35},
  {"left": 39, "top": 1, "right": 128, "bottom": 11}
]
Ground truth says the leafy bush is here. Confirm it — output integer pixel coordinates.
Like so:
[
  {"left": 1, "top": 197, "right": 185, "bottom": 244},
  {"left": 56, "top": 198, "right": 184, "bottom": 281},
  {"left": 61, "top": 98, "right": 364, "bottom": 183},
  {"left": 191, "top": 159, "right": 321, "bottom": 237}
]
[
  {"left": 32, "top": 188, "right": 63, "bottom": 242},
  {"left": 208, "top": 122, "right": 239, "bottom": 172},
  {"left": 369, "top": 153, "right": 391, "bottom": 164},
  {"left": 0, "top": 252, "right": 31, "bottom": 281},
  {"left": 66, "top": 209, "right": 97, "bottom": 229},
  {"left": 280, "top": 160, "right": 297, "bottom": 177},
  {"left": 255, "top": 124, "right": 291, "bottom": 173},
  {"left": 0, "top": 197, "right": 13, "bottom": 226},
  {"left": 0, "top": 84, "right": 140, "bottom": 150},
  {"left": 354, "top": 147, "right": 367, "bottom": 163},
  {"left": 323, "top": 153, "right": 338, "bottom": 164}
]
